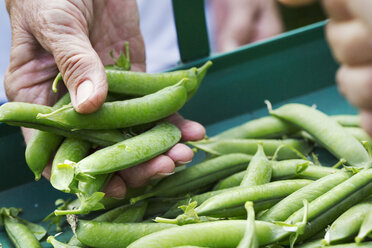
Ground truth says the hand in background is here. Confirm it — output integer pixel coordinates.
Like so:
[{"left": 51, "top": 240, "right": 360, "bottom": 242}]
[
  {"left": 322, "top": 0, "right": 372, "bottom": 137},
  {"left": 5, "top": 0, "right": 205, "bottom": 199},
  {"left": 212, "top": 0, "right": 283, "bottom": 52}
]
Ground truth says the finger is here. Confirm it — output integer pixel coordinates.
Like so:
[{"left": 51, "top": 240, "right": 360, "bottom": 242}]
[
  {"left": 251, "top": 0, "right": 283, "bottom": 42},
  {"left": 347, "top": 0, "right": 372, "bottom": 31},
  {"left": 29, "top": 1, "right": 107, "bottom": 114},
  {"left": 102, "top": 174, "right": 127, "bottom": 199},
  {"left": 165, "top": 143, "right": 194, "bottom": 165},
  {"left": 336, "top": 65, "right": 372, "bottom": 109},
  {"left": 322, "top": 0, "right": 353, "bottom": 21},
  {"left": 326, "top": 20, "right": 372, "bottom": 65},
  {"left": 360, "top": 110, "right": 372, "bottom": 138},
  {"left": 166, "top": 113, "right": 206, "bottom": 141},
  {"left": 118, "top": 155, "right": 175, "bottom": 188}
]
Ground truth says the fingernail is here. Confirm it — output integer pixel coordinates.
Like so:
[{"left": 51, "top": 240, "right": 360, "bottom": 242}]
[
  {"left": 76, "top": 80, "right": 93, "bottom": 107},
  {"left": 151, "top": 172, "right": 175, "bottom": 180},
  {"left": 176, "top": 160, "right": 192, "bottom": 166}
]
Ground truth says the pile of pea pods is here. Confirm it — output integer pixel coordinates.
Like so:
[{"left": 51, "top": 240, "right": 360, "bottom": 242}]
[{"left": 0, "top": 48, "right": 372, "bottom": 247}]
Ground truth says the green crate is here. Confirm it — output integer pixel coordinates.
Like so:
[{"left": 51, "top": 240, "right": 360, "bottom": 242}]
[{"left": 0, "top": 3, "right": 349, "bottom": 246}]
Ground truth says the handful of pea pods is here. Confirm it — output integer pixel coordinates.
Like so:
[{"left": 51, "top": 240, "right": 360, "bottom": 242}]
[{"left": 2, "top": 49, "right": 372, "bottom": 247}]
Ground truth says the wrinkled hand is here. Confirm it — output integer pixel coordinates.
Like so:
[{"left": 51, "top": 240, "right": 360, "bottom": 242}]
[
  {"left": 323, "top": 0, "right": 372, "bottom": 136},
  {"left": 212, "top": 0, "right": 283, "bottom": 52},
  {"left": 5, "top": 0, "right": 205, "bottom": 198}
]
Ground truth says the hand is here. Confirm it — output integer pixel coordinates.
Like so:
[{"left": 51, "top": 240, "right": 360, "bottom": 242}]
[
  {"left": 211, "top": 0, "right": 283, "bottom": 52},
  {"left": 322, "top": 0, "right": 372, "bottom": 136},
  {"left": 5, "top": 0, "right": 205, "bottom": 198}
]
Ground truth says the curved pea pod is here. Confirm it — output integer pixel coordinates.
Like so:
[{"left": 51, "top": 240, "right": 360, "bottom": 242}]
[
  {"left": 3, "top": 216, "right": 41, "bottom": 248},
  {"left": 270, "top": 104, "right": 370, "bottom": 168},
  {"left": 75, "top": 220, "right": 174, "bottom": 248},
  {"left": 74, "top": 122, "right": 181, "bottom": 176},
  {"left": 188, "top": 138, "right": 312, "bottom": 160},
  {"left": 47, "top": 236, "right": 81, "bottom": 248},
  {"left": 324, "top": 200, "right": 372, "bottom": 245},
  {"left": 0, "top": 102, "right": 130, "bottom": 147},
  {"left": 24, "top": 93, "right": 70, "bottom": 180},
  {"left": 237, "top": 202, "right": 259, "bottom": 248},
  {"left": 131, "top": 153, "right": 252, "bottom": 203},
  {"left": 356, "top": 208, "right": 372, "bottom": 243},
  {"left": 67, "top": 202, "right": 146, "bottom": 247},
  {"left": 331, "top": 115, "right": 360, "bottom": 127},
  {"left": 286, "top": 169, "right": 372, "bottom": 241},
  {"left": 286, "top": 169, "right": 372, "bottom": 224},
  {"left": 194, "top": 179, "right": 312, "bottom": 216},
  {"left": 128, "top": 220, "right": 292, "bottom": 248},
  {"left": 240, "top": 144, "right": 271, "bottom": 187},
  {"left": 345, "top": 127, "right": 372, "bottom": 144},
  {"left": 259, "top": 171, "right": 352, "bottom": 222},
  {"left": 215, "top": 159, "right": 331, "bottom": 190},
  {"left": 50, "top": 138, "right": 91, "bottom": 193},
  {"left": 37, "top": 79, "right": 191, "bottom": 130},
  {"left": 107, "top": 61, "right": 212, "bottom": 98},
  {"left": 213, "top": 116, "right": 298, "bottom": 139}
]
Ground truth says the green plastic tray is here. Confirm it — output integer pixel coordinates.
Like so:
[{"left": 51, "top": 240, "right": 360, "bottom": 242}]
[{"left": 0, "top": 17, "right": 349, "bottom": 247}]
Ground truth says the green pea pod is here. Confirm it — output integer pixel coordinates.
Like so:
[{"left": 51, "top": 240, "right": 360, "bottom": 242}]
[
  {"left": 145, "top": 197, "right": 186, "bottom": 219},
  {"left": 212, "top": 116, "right": 298, "bottom": 140},
  {"left": 68, "top": 202, "right": 148, "bottom": 247},
  {"left": 295, "top": 239, "right": 322, "bottom": 248},
  {"left": 331, "top": 115, "right": 360, "bottom": 127},
  {"left": 286, "top": 169, "right": 372, "bottom": 224},
  {"left": 324, "top": 200, "right": 372, "bottom": 245},
  {"left": 47, "top": 236, "right": 81, "bottom": 248},
  {"left": 270, "top": 104, "right": 370, "bottom": 168},
  {"left": 75, "top": 122, "right": 181, "bottom": 176},
  {"left": 75, "top": 220, "right": 174, "bottom": 248},
  {"left": 195, "top": 179, "right": 312, "bottom": 216},
  {"left": 237, "top": 202, "right": 259, "bottom": 248},
  {"left": 37, "top": 79, "right": 191, "bottom": 130},
  {"left": 131, "top": 153, "right": 252, "bottom": 203},
  {"left": 188, "top": 139, "right": 312, "bottom": 160},
  {"left": 297, "top": 181, "right": 372, "bottom": 242},
  {"left": 106, "top": 61, "right": 212, "bottom": 97},
  {"left": 0, "top": 102, "right": 130, "bottom": 147},
  {"left": 240, "top": 144, "right": 271, "bottom": 187},
  {"left": 128, "top": 220, "right": 291, "bottom": 248},
  {"left": 345, "top": 127, "right": 372, "bottom": 144},
  {"left": 260, "top": 171, "right": 351, "bottom": 222},
  {"left": 3, "top": 216, "right": 42, "bottom": 248},
  {"left": 113, "top": 201, "right": 148, "bottom": 223},
  {"left": 214, "top": 159, "right": 318, "bottom": 190},
  {"left": 25, "top": 93, "right": 70, "bottom": 180},
  {"left": 356, "top": 208, "right": 372, "bottom": 243},
  {"left": 50, "top": 138, "right": 91, "bottom": 193}
]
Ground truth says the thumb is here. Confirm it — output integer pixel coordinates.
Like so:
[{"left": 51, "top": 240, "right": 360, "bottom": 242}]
[
  {"left": 29, "top": 3, "right": 107, "bottom": 114},
  {"left": 52, "top": 36, "right": 107, "bottom": 114}
]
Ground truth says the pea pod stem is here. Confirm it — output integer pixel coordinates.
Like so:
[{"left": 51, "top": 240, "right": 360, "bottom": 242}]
[
  {"left": 237, "top": 202, "right": 259, "bottom": 248},
  {"left": 240, "top": 144, "right": 272, "bottom": 187}
]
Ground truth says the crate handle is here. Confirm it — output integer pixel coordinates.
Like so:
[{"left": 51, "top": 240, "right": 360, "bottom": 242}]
[{"left": 172, "top": 0, "right": 210, "bottom": 63}]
